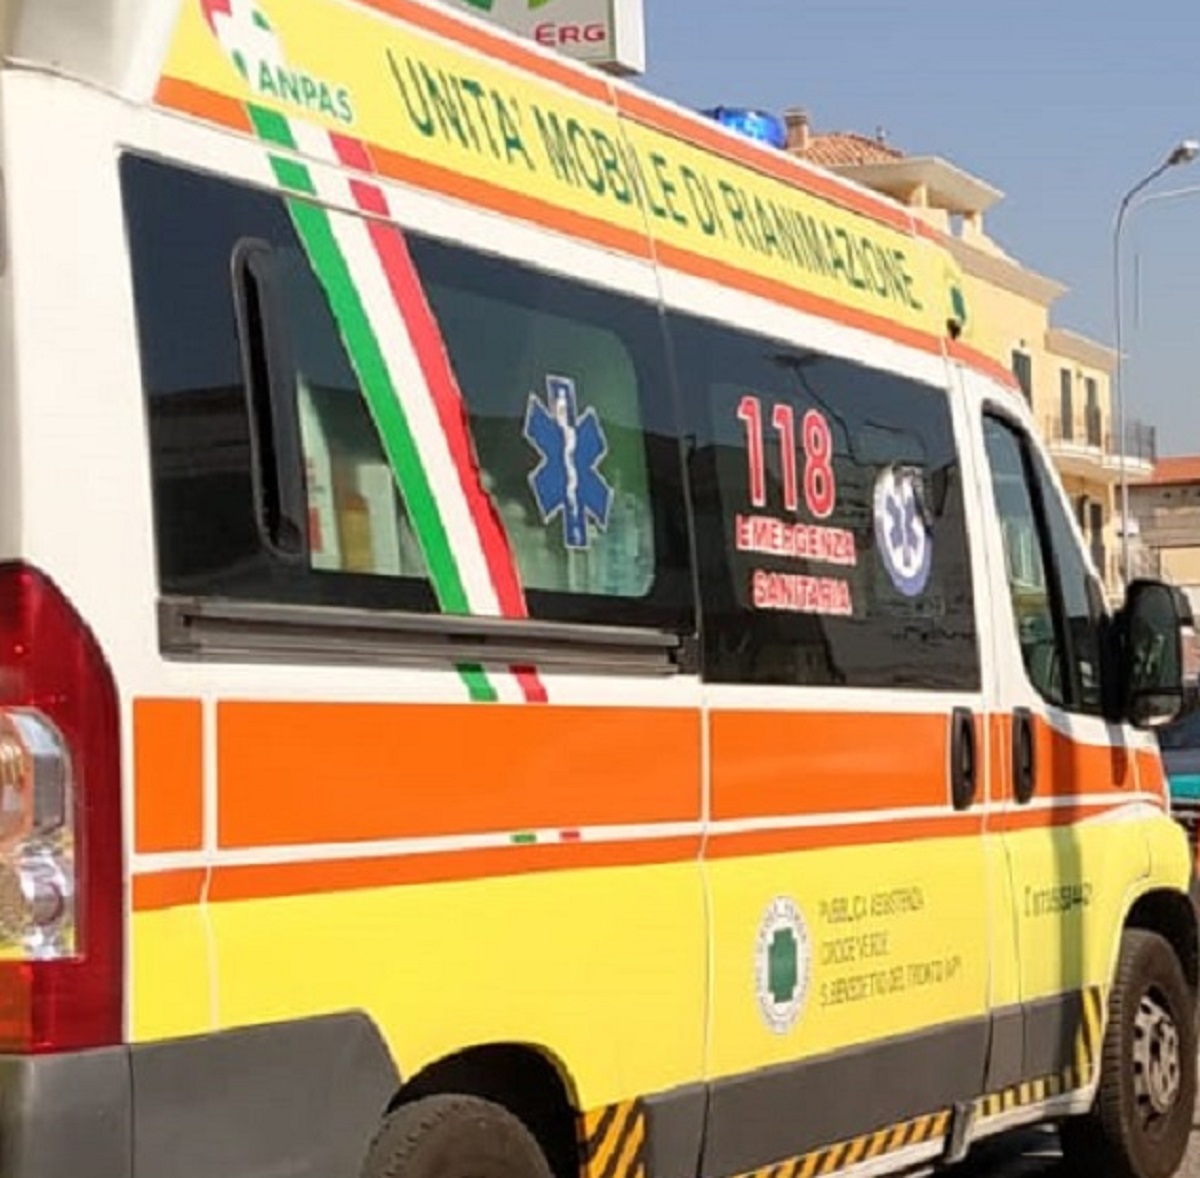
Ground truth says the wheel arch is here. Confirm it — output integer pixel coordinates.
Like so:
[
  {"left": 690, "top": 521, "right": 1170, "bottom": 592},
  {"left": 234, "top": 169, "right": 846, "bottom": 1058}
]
[
  {"left": 389, "top": 1043, "right": 582, "bottom": 1178},
  {"left": 1124, "top": 886, "right": 1199, "bottom": 998}
]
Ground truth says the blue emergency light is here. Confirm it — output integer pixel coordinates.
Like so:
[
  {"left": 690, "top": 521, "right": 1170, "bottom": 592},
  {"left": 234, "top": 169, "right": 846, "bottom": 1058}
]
[{"left": 700, "top": 107, "right": 788, "bottom": 150}]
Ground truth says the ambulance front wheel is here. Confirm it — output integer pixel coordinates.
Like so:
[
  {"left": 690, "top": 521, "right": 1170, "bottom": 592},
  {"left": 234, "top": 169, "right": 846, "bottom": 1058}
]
[
  {"left": 360, "top": 1094, "right": 557, "bottom": 1178},
  {"left": 1060, "top": 929, "right": 1196, "bottom": 1178}
]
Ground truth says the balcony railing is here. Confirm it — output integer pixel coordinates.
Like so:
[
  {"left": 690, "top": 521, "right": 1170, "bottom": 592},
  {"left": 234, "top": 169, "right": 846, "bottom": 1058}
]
[
  {"left": 1041, "top": 413, "right": 1157, "bottom": 475},
  {"left": 1043, "top": 409, "right": 1102, "bottom": 449}
]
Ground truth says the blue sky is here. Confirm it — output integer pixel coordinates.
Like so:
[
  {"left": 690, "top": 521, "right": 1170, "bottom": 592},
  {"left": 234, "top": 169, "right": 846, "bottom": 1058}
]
[{"left": 639, "top": 0, "right": 1200, "bottom": 455}]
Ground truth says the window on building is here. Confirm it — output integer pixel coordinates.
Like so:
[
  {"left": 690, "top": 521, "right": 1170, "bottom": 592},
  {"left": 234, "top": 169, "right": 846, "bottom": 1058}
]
[
  {"left": 1084, "top": 376, "right": 1101, "bottom": 446},
  {"left": 1011, "top": 350, "right": 1033, "bottom": 403},
  {"left": 1088, "top": 501, "right": 1106, "bottom": 573},
  {"left": 1060, "top": 368, "right": 1074, "bottom": 440},
  {"left": 671, "top": 313, "right": 980, "bottom": 691}
]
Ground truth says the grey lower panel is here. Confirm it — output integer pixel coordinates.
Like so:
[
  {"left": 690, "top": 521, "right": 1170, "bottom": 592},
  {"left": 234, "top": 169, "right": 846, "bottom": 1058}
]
[
  {"left": 700, "top": 1016, "right": 989, "bottom": 1178},
  {"left": 1022, "top": 990, "right": 1084, "bottom": 1080},
  {"left": 985, "top": 1005, "right": 1024, "bottom": 1094},
  {"left": 132, "top": 1011, "right": 398, "bottom": 1178},
  {"left": 644, "top": 1085, "right": 706, "bottom": 1178},
  {"left": 0, "top": 1047, "right": 131, "bottom": 1178},
  {"left": 0, "top": 1012, "right": 398, "bottom": 1178}
]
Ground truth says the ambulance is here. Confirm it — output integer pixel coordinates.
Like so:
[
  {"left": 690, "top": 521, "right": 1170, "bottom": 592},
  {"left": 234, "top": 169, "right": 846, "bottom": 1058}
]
[{"left": 0, "top": 2, "right": 1194, "bottom": 1178}]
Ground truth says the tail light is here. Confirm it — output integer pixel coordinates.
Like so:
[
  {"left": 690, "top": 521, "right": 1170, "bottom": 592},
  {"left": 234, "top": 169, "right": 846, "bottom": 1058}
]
[{"left": 0, "top": 564, "right": 122, "bottom": 1051}]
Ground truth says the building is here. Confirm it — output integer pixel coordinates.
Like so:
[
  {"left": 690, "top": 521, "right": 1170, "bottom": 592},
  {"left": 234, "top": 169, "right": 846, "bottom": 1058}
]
[
  {"left": 1129, "top": 457, "right": 1200, "bottom": 612},
  {"left": 786, "top": 111, "right": 1156, "bottom": 596}
]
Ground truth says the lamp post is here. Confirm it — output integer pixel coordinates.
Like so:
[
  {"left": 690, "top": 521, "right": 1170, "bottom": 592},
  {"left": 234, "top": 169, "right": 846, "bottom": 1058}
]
[{"left": 1113, "top": 140, "right": 1200, "bottom": 587}]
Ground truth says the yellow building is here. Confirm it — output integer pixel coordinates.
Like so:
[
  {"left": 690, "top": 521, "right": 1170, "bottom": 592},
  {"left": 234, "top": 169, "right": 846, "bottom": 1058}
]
[{"left": 786, "top": 112, "right": 1155, "bottom": 597}]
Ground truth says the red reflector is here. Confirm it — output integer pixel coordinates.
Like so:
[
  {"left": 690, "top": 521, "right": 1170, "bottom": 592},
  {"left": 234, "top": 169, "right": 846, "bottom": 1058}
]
[{"left": 0, "top": 564, "right": 122, "bottom": 1051}]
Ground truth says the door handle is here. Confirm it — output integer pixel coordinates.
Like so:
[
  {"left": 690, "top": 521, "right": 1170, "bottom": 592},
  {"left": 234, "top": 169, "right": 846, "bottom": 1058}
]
[
  {"left": 1012, "top": 707, "right": 1037, "bottom": 805},
  {"left": 950, "top": 707, "right": 978, "bottom": 811}
]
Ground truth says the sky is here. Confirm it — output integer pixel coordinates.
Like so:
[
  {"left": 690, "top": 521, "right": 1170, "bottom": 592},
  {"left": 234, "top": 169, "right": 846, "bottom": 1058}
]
[{"left": 637, "top": 0, "right": 1200, "bottom": 456}]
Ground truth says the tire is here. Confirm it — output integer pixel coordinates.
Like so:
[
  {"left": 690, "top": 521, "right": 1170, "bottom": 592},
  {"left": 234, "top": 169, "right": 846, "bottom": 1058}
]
[
  {"left": 1060, "top": 929, "right": 1196, "bottom": 1178},
  {"left": 361, "top": 1094, "right": 557, "bottom": 1178}
]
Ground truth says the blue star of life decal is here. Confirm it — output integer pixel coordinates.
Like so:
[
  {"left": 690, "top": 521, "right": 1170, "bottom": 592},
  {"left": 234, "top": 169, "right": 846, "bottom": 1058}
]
[
  {"left": 523, "top": 375, "right": 613, "bottom": 550},
  {"left": 873, "top": 464, "right": 932, "bottom": 597}
]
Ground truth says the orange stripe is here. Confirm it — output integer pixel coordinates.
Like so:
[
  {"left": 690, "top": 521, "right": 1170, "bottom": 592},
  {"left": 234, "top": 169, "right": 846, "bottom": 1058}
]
[
  {"left": 990, "top": 713, "right": 1140, "bottom": 807},
  {"left": 368, "top": 145, "right": 655, "bottom": 260},
  {"left": 912, "top": 219, "right": 945, "bottom": 244},
  {"left": 1036, "top": 715, "right": 1134, "bottom": 799},
  {"left": 134, "top": 698, "right": 204, "bottom": 854},
  {"left": 708, "top": 815, "right": 982, "bottom": 859},
  {"left": 653, "top": 241, "right": 941, "bottom": 357},
  {"left": 712, "top": 712, "right": 950, "bottom": 821},
  {"left": 154, "top": 76, "right": 251, "bottom": 134},
  {"left": 133, "top": 868, "right": 206, "bottom": 912},
  {"left": 988, "top": 713, "right": 1011, "bottom": 804},
  {"left": 947, "top": 339, "right": 1021, "bottom": 392},
  {"left": 1136, "top": 748, "right": 1168, "bottom": 798},
  {"left": 217, "top": 703, "right": 701, "bottom": 848},
  {"left": 615, "top": 91, "right": 913, "bottom": 234},
  {"left": 165, "top": 836, "right": 698, "bottom": 908},
  {"left": 997, "top": 801, "right": 1158, "bottom": 834}
]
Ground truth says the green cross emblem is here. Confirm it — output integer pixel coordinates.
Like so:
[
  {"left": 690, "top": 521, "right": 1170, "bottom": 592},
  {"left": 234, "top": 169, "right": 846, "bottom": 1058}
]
[{"left": 768, "top": 927, "right": 798, "bottom": 1005}]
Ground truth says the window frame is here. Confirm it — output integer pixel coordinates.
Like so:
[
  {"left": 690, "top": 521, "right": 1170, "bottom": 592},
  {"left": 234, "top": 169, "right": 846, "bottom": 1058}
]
[
  {"left": 121, "top": 151, "right": 697, "bottom": 671},
  {"left": 982, "top": 407, "right": 1107, "bottom": 715},
  {"left": 673, "top": 309, "right": 982, "bottom": 693}
]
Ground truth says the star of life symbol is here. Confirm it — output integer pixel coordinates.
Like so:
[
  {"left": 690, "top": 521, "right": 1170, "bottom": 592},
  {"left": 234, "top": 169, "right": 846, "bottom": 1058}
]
[
  {"left": 873, "top": 465, "right": 932, "bottom": 598},
  {"left": 755, "top": 896, "right": 810, "bottom": 1035},
  {"left": 523, "top": 375, "right": 613, "bottom": 550}
]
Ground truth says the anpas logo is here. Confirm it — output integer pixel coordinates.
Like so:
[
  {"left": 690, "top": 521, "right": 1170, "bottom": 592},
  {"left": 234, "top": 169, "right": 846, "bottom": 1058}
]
[{"left": 200, "top": 0, "right": 355, "bottom": 125}]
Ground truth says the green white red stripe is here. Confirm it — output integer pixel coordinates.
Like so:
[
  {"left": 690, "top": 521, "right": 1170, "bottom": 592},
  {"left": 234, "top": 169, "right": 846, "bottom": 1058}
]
[{"left": 203, "top": 0, "right": 546, "bottom": 703}]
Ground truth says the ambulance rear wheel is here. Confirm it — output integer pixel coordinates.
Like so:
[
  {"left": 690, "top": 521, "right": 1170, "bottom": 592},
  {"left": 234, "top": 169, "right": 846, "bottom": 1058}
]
[
  {"left": 1060, "top": 929, "right": 1195, "bottom": 1178},
  {"left": 361, "top": 1094, "right": 556, "bottom": 1178}
]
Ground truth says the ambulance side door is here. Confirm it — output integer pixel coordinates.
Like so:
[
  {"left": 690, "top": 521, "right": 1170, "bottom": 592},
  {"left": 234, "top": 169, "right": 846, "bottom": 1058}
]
[
  {"left": 965, "top": 370, "right": 1148, "bottom": 1117},
  {"left": 668, "top": 310, "right": 995, "bottom": 1176}
]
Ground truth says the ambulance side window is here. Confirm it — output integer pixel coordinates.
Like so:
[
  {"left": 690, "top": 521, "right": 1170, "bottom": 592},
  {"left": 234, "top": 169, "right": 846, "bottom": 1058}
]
[
  {"left": 983, "top": 415, "right": 1105, "bottom": 713},
  {"left": 122, "top": 155, "right": 692, "bottom": 634},
  {"left": 670, "top": 313, "right": 980, "bottom": 690}
]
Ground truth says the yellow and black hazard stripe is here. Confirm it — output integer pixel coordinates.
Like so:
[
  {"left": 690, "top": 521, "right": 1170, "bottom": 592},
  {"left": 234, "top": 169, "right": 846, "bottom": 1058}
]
[
  {"left": 735, "top": 1110, "right": 951, "bottom": 1178},
  {"left": 977, "top": 985, "right": 1105, "bottom": 1120},
  {"left": 579, "top": 1100, "right": 647, "bottom": 1178}
]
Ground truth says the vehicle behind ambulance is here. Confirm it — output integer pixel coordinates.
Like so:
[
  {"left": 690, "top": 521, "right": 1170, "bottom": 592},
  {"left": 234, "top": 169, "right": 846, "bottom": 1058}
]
[{"left": 0, "top": 2, "right": 1195, "bottom": 1178}]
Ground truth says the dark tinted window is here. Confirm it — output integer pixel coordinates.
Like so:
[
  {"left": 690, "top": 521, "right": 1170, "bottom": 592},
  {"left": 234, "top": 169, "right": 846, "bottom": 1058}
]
[
  {"left": 121, "top": 154, "right": 692, "bottom": 631},
  {"left": 671, "top": 314, "right": 979, "bottom": 690}
]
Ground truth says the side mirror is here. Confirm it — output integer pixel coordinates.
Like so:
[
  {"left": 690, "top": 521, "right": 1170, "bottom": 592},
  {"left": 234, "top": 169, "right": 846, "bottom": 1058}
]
[{"left": 1118, "top": 579, "right": 1186, "bottom": 729}]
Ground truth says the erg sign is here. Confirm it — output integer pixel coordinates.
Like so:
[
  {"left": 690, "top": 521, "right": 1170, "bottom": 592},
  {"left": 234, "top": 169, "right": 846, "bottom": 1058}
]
[{"left": 450, "top": 0, "right": 645, "bottom": 76}]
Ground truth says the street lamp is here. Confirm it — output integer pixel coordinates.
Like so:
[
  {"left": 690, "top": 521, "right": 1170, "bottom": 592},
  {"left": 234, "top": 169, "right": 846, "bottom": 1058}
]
[{"left": 1113, "top": 139, "right": 1200, "bottom": 587}]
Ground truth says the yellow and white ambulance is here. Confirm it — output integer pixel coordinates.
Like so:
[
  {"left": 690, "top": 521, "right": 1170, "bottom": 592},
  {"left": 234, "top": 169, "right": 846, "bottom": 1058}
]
[{"left": 0, "top": 2, "right": 1194, "bottom": 1178}]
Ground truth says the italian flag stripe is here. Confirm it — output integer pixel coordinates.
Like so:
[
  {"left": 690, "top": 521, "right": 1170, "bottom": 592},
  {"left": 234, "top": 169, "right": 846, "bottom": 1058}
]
[
  {"left": 252, "top": 103, "right": 549, "bottom": 700},
  {"left": 325, "top": 133, "right": 547, "bottom": 703},
  {"left": 204, "top": 2, "right": 548, "bottom": 704},
  {"left": 252, "top": 104, "right": 503, "bottom": 702}
]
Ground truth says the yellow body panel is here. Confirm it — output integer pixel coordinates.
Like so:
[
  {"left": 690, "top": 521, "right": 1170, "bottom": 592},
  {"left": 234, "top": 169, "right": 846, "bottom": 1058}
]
[
  {"left": 1003, "top": 819, "right": 1150, "bottom": 1005},
  {"left": 137, "top": 862, "right": 708, "bottom": 1110},
  {"left": 706, "top": 838, "right": 989, "bottom": 1076},
  {"left": 130, "top": 906, "right": 213, "bottom": 1041}
]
